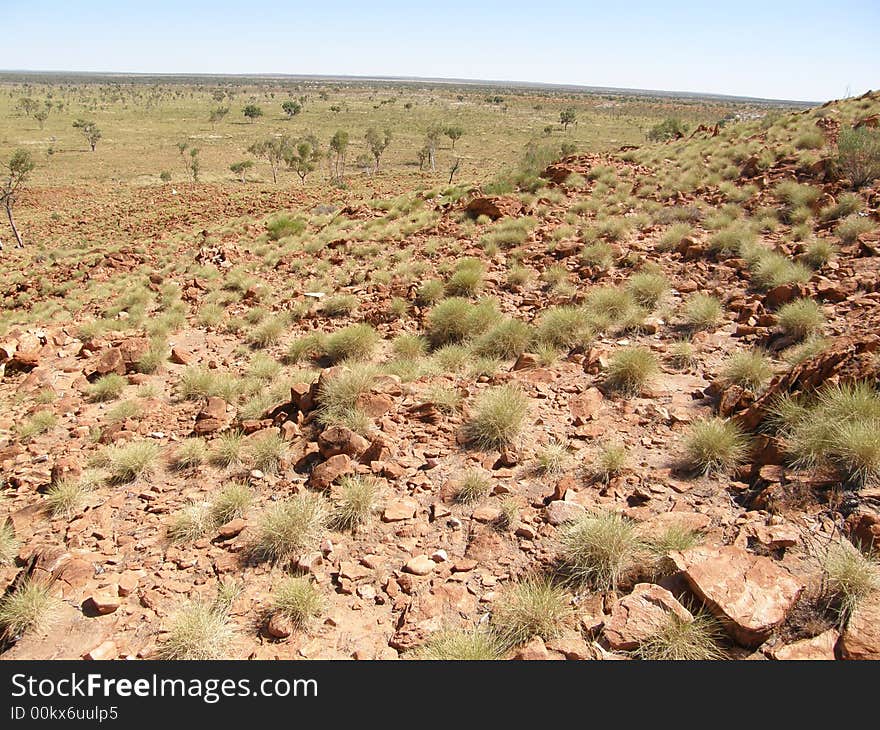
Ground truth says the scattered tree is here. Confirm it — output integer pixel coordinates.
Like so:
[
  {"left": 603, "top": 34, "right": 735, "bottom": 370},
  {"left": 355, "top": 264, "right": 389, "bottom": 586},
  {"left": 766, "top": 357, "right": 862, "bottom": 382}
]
[
  {"left": 73, "top": 119, "right": 102, "bottom": 151},
  {"left": 243, "top": 104, "right": 263, "bottom": 123},
  {"left": 285, "top": 136, "right": 320, "bottom": 184},
  {"left": 229, "top": 160, "right": 254, "bottom": 183},
  {"left": 329, "top": 130, "right": 350, "bottom": 182},
  {"left": 282, "top": 100, "right": 302, "bottom": 119},
  {"left": 1, "top": 149, "right": 35, "bottom": 250},
  {"left": 423, "top": 125, "right": 444, "bottom": 171},
  {"left": 448, "top": 157, "right": 462, "bottom": 185},
  {"left": 364, "top": 127, "right": 391, "bottom": 170},
  {"left": 647, "top": 117, "right": 688, "bottom": 142},
  {"left": 248, "top": 136, "right": 290, "bottom": 184},
  {"left": 187, "top": 148, "right": 201, "bottom": 182},
  {"left": 356, "top": 153, "right": 373, "bottom": 176},
  {"left": 445, "top": 125, "right": 464, "bottom": 149},
  {"left": 560, "top": 107, "right": 577, "bottom": 131},
  {"left": 209, "top": 106, "right": 230, "bottom": 127},
  {"left": 17, "top": 97, "right": 38, "bottom": 117},
  {"left": 33, "top": 109, "right": 48, "bottom": 130}
]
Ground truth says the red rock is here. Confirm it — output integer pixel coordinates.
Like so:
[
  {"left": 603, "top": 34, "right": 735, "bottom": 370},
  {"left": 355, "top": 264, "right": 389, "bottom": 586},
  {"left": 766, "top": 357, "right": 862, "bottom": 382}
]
[
  {"left": 86, "top": 593, "right": 121, "bottom": 615},
  {"left": 116, "top": 573, "right": 139, "bottom": 597},
  {"left": 769, "top": 629, "right": 838, "bottom": 660},
  {"left": 204, "top": 396, "right": 227, "bottom": 420},
  {"left": 839, "top": 592, "right": 880, "bottom": 659},
  {"left": 355, "top": 392, "right": 395, "bottom": 418},
  {"left": 514, "top": 636, "right": 552, "bottom": 660},
  {"left": 569, "top": 387, "right": 604, "bottom": 425},
  {"left": 472, "top": 505, "right": 503, "bottom": 523},
  {"left": 670, "top": 545, "right": 804, "bottom": 646},
  {"left": 403, "top": 555, "right": 435, "bottom": 576},
  {"left": 308, "top": 453, "right": 353, "bottom": 490},
  {"left": 604, "top": 583, "right": 694, "bottom": 651},
  {"left": 545, "top": 500, "right": 585, "bottom": 525},
  {"left": 267, "top": 613, "right": 293, "bottom": 639},
  {"left": 217, "top": 518, "right": 247, "bottom": 538},
  {"left": 84, "top": 640, "right": 118, "bottom": 661},
  {"left": 383, "top": 498, "right": 418, "bottom": 522},
  {"left": 512, "top": 353, "right": 541, "bottom": 370},
  {"left": 464, "top": 195, "right": 525, "bottom": 221},
  {"left": 169, "top": 347, "right": 192, "bottom": 365},
  {"left": 317, "top": 426, "right": 370, "bottom": 459}
]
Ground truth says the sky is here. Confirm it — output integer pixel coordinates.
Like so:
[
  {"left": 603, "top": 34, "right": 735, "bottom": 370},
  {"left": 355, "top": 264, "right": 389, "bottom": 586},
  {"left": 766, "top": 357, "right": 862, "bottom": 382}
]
[{"left": 1, "top": 1, "right": 878, "bottom": 102}]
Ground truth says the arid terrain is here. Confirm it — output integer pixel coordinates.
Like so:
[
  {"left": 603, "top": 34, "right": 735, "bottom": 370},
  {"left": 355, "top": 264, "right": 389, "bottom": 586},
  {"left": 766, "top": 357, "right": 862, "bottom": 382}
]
[{"left": 1, "top": 75, "right": 879, "bottom": 661}]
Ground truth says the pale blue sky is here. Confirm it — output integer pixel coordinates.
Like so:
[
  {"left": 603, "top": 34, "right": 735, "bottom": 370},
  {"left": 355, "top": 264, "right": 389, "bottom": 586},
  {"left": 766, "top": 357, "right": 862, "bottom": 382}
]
[{"left": 1, "top": 1, "right": 877, "bottom": 101}]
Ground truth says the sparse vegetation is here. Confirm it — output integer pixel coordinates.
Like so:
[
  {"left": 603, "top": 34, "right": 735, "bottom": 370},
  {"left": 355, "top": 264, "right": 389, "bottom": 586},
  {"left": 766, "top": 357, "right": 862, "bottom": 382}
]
[
  {"left": 684, "top": 417, "right": 749, "bottom": 475},
  {"left": 465, "top": 384, "right": 529, "bottom": 449}
]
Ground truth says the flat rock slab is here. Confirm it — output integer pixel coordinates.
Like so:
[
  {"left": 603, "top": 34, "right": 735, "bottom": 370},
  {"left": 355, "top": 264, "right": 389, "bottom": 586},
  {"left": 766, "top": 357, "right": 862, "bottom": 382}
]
[
  {"left": 670, "top": 545, "right": 804, "bottom": 647},
  {"left": 768, "top": 629, "right": 839, "bottom": 660},
  {"left": 604, "top": 583, "right": 693, "bottom": 651}
]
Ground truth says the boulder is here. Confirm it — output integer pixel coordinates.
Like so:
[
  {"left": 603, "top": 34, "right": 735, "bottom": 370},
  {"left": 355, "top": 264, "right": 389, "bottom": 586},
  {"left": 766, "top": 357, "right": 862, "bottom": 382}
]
[
  {"left": 670, "top": 545, "right": 804, "bottom": 646},
  {"left": 463, "top": 195, "right": 525, "bottom": 221},
  {"left": 604, "top": 583, "right": 694, "bottom": 651},
  {"left": 768, "top": 629, "right": 839, "bottom": 660},
  {"left": 839, "top": 592, "right": 880, "bottom": 660}
]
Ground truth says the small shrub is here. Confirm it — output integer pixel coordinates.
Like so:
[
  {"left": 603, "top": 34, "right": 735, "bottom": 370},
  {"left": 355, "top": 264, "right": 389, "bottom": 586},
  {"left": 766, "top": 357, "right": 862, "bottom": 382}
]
[
  {"left": 837, "top": 214, "right": 875, "bottom": 244},
  {"left": 466, "top": 384, "right": 529, "bottom": 449},
  {"left": 595, "top": 443, "right": 628, "bottom": 482},
  {"left": 158, "top": 600, "right": 236, "bottom": 660},
  {"left": 391, "top": 333, "right": 428, "bottom": 359},
  {"left": 721, "top": 350, "right": 774, "bottom": 391},
  {"left": 210, "top": 482, "right": 252, "bottom": 525},
  {"left": 837, "top": 127, "right": 880, "bottom": 188},
  {"left": 247, "top": 316, "right": 286, "bottom": 348},
  {"left": 0, "top": 577, "right": 57, "bottom": 640},
  {"left": 491, "top": 577, "right": 571, "bottom": 648},
  {"left": 173, "top": 438, "right": 207, "bottom": 470},
  {"left": 272, "top": 578, "right": 323, "bottom": 629},
  {"left": 455, "top": 470, "right": 493, "bottom": 504},
  {"left": 560, "top": 511, "right": 644, "bottom": 591},
  {"left": 267, "top": 214, "right": 306, "bottom": 240},
  {"left": 534, "top": 439, "right": 570, "bottom": 475},
  {"left": 247, "top": 431, "right": 287, "bottom": 474},
  {"left": 684, "top": 417, "right": 749, "bottom": 475},
  {"left": 88, "top": 373, "right": 127, "bottom": 402},
  {"left": 637, "top": 611, "right": 725, "bottom": 660},
  {"left": 472, "top": 318, "right": 531, "bottom": 359},
  {"left": 604, "top": 347, "right": 658, "bottom": 396},
  {"left": 533, "top": 306, "right": 591, "bottom": 350},
  {"left": 0, "top": 521, "right": 18, "bottom": 565},
  {"left": 324, "top": 324, "right": 380, "bottom": 363},
  {"left": 426, "top": 298, "right": 498, "bottom": 346},
  {"left": 801, "top": 239, "right": 838, "bottom": 268},
  {"left": 419, "top": 626, "right": 504, "bottom": 660},
  {"left": 106, "top": 440, "right": 160, "bottom": 482},
  {"left": 45, "top": 475, "right": 95, "bottom": 519},
  {"left": 210, "top": 431, "right": 245, "bottom": 468},
  {"left": 776, "top": 298, "right": 825, "bottom": 340},
  {"left": 627, "top": 272, "right": 669, "bottom": 309},
  {"left": 682, "top": 293, "right": 723, "bottom": 330},
  {"left": 823, "top": 540, "right": 880, "bottom": 622},
  {"left": 416, "top": 279, "right": 445, "bottom": 305},
  {"left": 167, "top": 503, "right": 212, "bottom": 543},
  {"left": 250, "top": 493, "right": 329, "bottom": 562},
  {"left": 331, "top": 475, "right": 379, "bottom": 531}
]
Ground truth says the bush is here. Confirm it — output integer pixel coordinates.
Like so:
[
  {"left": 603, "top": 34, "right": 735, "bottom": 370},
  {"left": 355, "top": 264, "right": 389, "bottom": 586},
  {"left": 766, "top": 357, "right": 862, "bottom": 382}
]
[
  {"left": 106, "top": 440, "right": 160, "bottom": 482},
  {"left": 647, "top": 117, "right": 688, "bottom": 142},
  {"left": 455, "top": 470, "right": 493, "bottom": 504},
  {"left": 837, "top": 127, "right": 880, "bottom": 188},
  {"left": 16, "top": 411, "right": 57, "bottom": 442},
  {"left": 324, "top": 324, "right": 380, "bottom": 363},
  {"left": 465, "top": 384, "right": 529, "bottom": 449},
  {"left": 45, "top": 475, "right": 95, "bottom": 519},
  {"left": 682, "top": 293, "right": 723, "bottom": 330},
  {"left": 684, "top": 417, "right": 749, "bottom": 475},
  {"left": 315, "top": 365, "right": 376, "bottom": 429},
  {"left": 533, "top": 306, "right": 591, "bottom": 350},
  {"left": 668, "top": 340, "right": 698, "bottom": 369},
  {"left": 391, "top": 333, "right": 428, "bottom": 359},
  {"left": 823, "top": 540, "right": 880, "bottom": 621},
  {"left": 416, "top": 279, "right": 444, "bottom": 305},
  {"left": 776, "top": 298, "right": 824, "bottom": 340},
  {"left": 627, "top": 272, "right": 669, "bottom": 309},
  {"left": 0, "top": 521, "right": 18, "bottom": 565},
  {"left": 321, "top": 294, "right": 358, "bottom": 317},
  {"left": 88, "top": 373, "right": 127, "bottom": 402},
  {"left": 267, "top": 214, "right": 306, "bottom": 240},
  {"left": 418, "top": 626, "right": 505, "bottom": 660},
  {"left": 210, "top": 482, "right": 252, "bottom": 525},
  {"left": 637, "top": 611, "right": 725, "bottom": 660},
  {"left": 158, "top": 600, "right": 236, "bottom": 660},
  {"left": 247, "top": 431, "right": 287, "bottom": 474},
  {"left": 173, "top": 438, "right": 207, "bottom": 470},
  {"left": 425, "top": 298, "right": 499, "bottom": 346},
  {"left": 272, "top": 578, "right": 323, "bottom": 629},
  {"left": 752, "top": 252, "right": 812, "bottom": 290},
  {"left": 595, "top": 443, "right": 628, "bottom": 482},
  {"left": 534, "top": 439, "right": 570, "bottom": 475},
  {"left": 472, "top": 318, "right": 531, "bottom": 359},
  {"left": 167, "top": 503, "right": 211, "bottom": 543},
  {"left": 801, "top": 239, "right": 838, "bottom": 268},
  {"left": 0, "top": 577, "right": 57, "bottom": 640},
  {"left": 604, "top": 347, "right": 659, "bottom": 396},
  {"left": 721, "top": 350, "right": 774, "bottom": 391},
  {"left": 331, "top": 475, "right": 379, "bottom": 531},
  {"left": 837, "top": 214, "right": 875, "bottom": 244},
  {"left": 559, "top": 511, "right": 644, "bottom": 591},
  {"left": 247, "top": 316, "right": 286, "bottom": 348},
  {"left": 491, "top": 577, "right": 571, "bottom": 648},
  {"left": 250, "top": 493, "right": 329, "bottom": 562},
  {"left": 446, "top": 259, "right": 484, "bottom": 296},
  {"left": 210, "top": 431, "right": 245, "bottom": 468}
]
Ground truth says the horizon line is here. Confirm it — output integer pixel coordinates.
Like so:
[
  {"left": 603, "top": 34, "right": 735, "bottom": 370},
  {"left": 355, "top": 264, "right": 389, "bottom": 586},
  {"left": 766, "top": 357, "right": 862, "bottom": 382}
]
[{"left": 0, "top": 68, "right": 822, "bottom": 106}]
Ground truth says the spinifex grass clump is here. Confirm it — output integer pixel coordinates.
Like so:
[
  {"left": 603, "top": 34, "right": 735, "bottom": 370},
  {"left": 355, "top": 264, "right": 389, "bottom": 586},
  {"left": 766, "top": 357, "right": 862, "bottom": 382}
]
[
  {"left": 465, "top": 384, "right": 529, "bottom": 450},
  {"left": 559, "top": 511, "right": 644, "bottom": 591},
  {"left": 604, "top": 347, "right": 659, "bottom": 396},
  {"left": 771, "top": 382, "right": 880, "bottom": 487},
  {"left": 683, "top": 417, "right": 750, "bottom": 475},
  {"left": 491, "top": 577, "right": 572, "bottom": 649}
]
